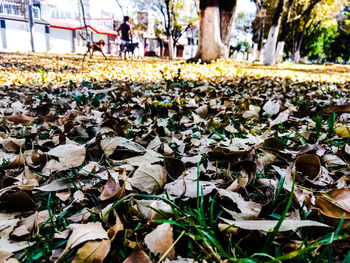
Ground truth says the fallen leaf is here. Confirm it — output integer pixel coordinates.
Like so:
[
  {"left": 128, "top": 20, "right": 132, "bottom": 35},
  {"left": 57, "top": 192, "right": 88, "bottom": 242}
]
[
  {"left": 129, "top": 162, "right": 166, "bottom": 194},
  {"left": 35, "top": 180, "right": 71, "bottom": 192},
  {"left": 335, "top": 126, "right": 350, "bottom": 138},
  {"left": 72, "top": 239, "right": 111, "bottom": 263},
  {"left": 100, "top": 136, "right": 145, "bottom": 157},
  {"left": 218, "top": 189, "right": 262, "bottom": 218},
  {"left": 315, "top": 189, "right": 350, "bottom": 228},
  {"left": 3, "top": 114, "right": 34, "bottom": 125},
  {"left": 56, "top": 222, "right": 108, "bottom": 262},
  {"left": 100, "top": 173, "right": 123, "bottom": 201},
  {"left": 263, "top": 99, "right": 280, "bottom": 116},
  {"left": 293, "top": 154, "right": 321, "bottom": 182},
  {"left": 322, "top": 154, "right": 347, "bottom": 167},
  {"left": 47, "top": 144, "right": 86, "bottom": 169},
  {"left": 269, "top": 110, "right": 290, "bottom": 127},
  {"left": 0, "top": 252, "right": 12, "bottom": 262},
  {"left": 323, "top": 105, "right": 350, "bottom": 114},
  {"left": 144, "top": 223, "right": 175, "bottom": 260},
  {"left": 2, "top": 138, "right": 25, "bottom": 153},
  {"left": 123, "top": 249, "right": 152, "bottom": 263}
]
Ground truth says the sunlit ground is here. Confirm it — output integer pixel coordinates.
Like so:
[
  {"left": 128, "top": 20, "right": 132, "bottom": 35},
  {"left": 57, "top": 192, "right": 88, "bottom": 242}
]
[{"left": 0, "top": 52, "right": 349, "bottom": 86}]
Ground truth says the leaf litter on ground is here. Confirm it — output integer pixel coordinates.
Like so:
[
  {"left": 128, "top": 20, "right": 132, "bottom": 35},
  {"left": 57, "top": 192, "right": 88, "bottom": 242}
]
[{"left": 0, "top": 53, "right": 349, "bottom": 262}]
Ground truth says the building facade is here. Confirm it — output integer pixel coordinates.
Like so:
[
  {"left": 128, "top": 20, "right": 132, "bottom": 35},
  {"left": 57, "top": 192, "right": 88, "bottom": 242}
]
[{"left": 0, "top": 0, "right": 120, "bottom": 54}]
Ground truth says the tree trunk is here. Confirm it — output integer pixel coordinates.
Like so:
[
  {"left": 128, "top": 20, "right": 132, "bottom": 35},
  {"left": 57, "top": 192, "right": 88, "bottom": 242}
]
[
  {"left": 190, "top": 0, "right": 237, "bottom": 63},
  {"left": 275, "top": 41, "right": 285, "bottom": 63},
  {"left": 263, "top": 0, "right": 284, "bottom": 65},
  {"left": 165, "top": 0, "right": 174, "bottom": 59}
]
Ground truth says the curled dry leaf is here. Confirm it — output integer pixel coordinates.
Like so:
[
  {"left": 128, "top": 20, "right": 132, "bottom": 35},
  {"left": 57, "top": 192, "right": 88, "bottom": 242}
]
[
  {"left": 263, "top": 137, "right": 283, "bottom": 151},
  {"left": 2, "top": 138, "right": 25, "bottom": 153},
  {"left": 72, "top": 239, "right": 111, "bottom": 263},
  {"left": 47, "top": 144, "right": 86, "bottom": 169},
  {"left": 144, "top": 223, "right": 175, "bottom": 260},
  {"left": 6, "top": 152, "right": 25, "bottom": 169},
  {"left": 164, "top": 178, "right": 217, "bottom": 199},
  {"left": 129, "top": 162, "right": 166, "bottom": 194},
  {"left": 123, "top": 249, "right": 152, "bottom": 263},
  {"left": 315, "top": 189, "right": 350, "bottom": 228},
  {"left": 293, "top": 154, "right": 321, "bottom": 182},
  {"left": 78, "top": 161, "right": 101, "bottom": 176}
]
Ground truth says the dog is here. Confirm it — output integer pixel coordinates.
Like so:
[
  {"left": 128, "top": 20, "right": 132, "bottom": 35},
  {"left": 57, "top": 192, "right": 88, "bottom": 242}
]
[
  {"left": 120, "top": 42, "right": 139, "bottom": 59},
  {"left": 79, "top": 32, "right": 107, "bottom": 60}
]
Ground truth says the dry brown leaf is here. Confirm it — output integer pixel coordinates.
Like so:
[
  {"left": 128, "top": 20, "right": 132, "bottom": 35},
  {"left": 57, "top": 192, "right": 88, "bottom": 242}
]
[
  {"left": 164, "top": 178, "right": 217, "bottom": 198},
  {"left": 3, "top": 114, "right": 34, "bottom": 125},
  {"left": 218, "top": 189, "right": 262, "bottom": 218},
  {"left": 263, "top": 137, "right": 283, "bottom": 151},
  {"left": 6, "top": 152, "right": 26, "bottom": 169},
  {"left": 41, "top": 160, "right": 66, "bottom": 176},
  {"left": 11, "top": 210, "right": 50, "bottom": 238},
  {"left": 322, "top": 105, "right": 350, "bottom": 114},
  {"left": 100, "top": 136, "right": 145, "bottom": 157},
  {"left": 195, "top": 105, "right": 208, "bottom": 118},
  {"left": 293, "top": 154, "right": 321, "bottom": 182},
  {"left": 123, "top": 249, "right": 152, "bottom": 263},
  {"left": 55, "top": 191, "right": 71, "bottom": 202},
  {"left": 0, "top": 238, "right": 34, "bottom": 253},
  {"left": 0, "top": 252, "right": 12, "bottom": 262},
  {"left": 144, "top": 223, "right": 175, "bottom": 260},
  {"left": 4, "top": 257, "right": 20, "bottom": 263},
  {"left": 136, "top": 200, "right": 173, "bottom": 221},
  {"left": 2, "top": 138, "right": 25, "bottom": 153},
  {"left": 315, "top": 189, "right": 350, "bottom": 228},
  {"left": 129, "top": 162, "right": 166, "bottom": 194},
  {"left": 56, "top": 222, "right": 108, "bottom": 262},
  {"left": 47, "top": 144, "right": 86, "bottom": 168},
  {"left": 345, "top": 144, "right": 350, "bottom": 155},
  {"left": 106, "top": 211, "right": 124, "bottom": 241},
  {"left": 79, "top": 161, "right": 101, "bottom": 176},
  {"left": 99, "top": 173, "right": 122, "bottom": 201},
  {"left": 72, "top": 239, "right": 111, "bottom": 263}
]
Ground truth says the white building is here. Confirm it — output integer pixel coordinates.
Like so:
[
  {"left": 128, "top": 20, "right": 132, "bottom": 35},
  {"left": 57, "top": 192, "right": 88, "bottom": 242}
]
[
  {"left": 0, "top": 1, "right": 49, "bottom": 52},
  {"left": 0, "top": 0, "right": 121, "bottom": 54}
]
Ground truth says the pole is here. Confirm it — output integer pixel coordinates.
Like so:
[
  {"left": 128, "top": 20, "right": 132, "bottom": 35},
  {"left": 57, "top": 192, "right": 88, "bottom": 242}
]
[{"left": 28, "top": 0, "right": 34, "bottom": 52}]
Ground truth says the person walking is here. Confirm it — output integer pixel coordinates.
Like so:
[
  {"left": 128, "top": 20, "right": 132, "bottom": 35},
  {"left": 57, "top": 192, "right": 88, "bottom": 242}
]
[{"left": 117, "top": 16, "right": 133, "bottom": 57}]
